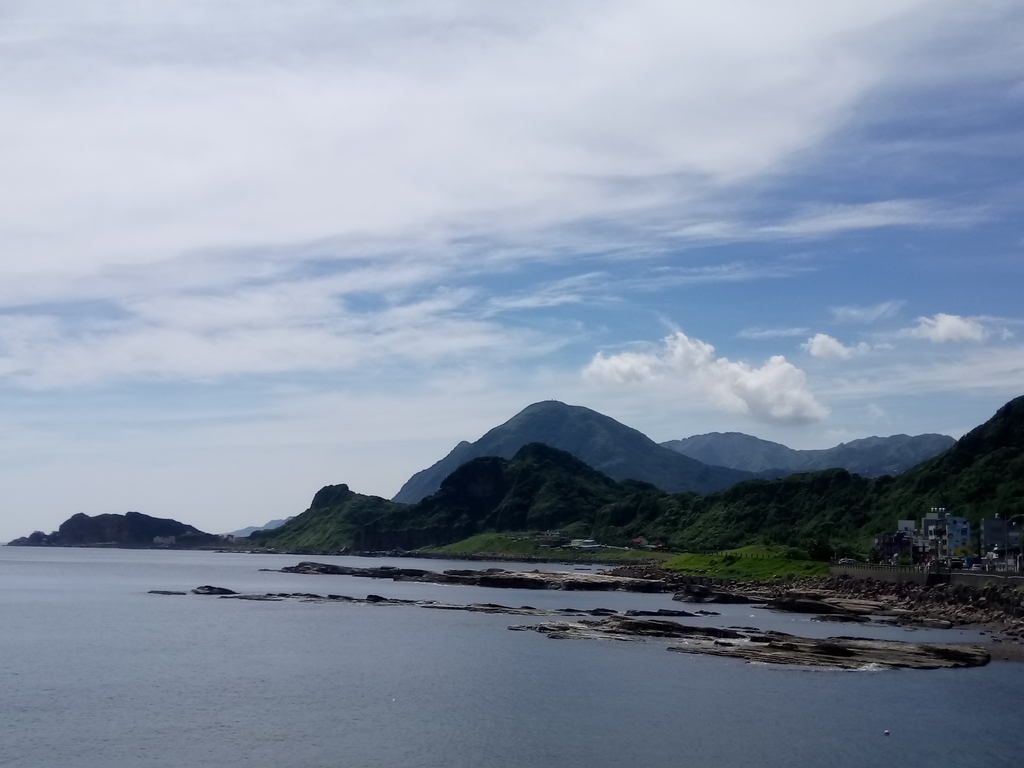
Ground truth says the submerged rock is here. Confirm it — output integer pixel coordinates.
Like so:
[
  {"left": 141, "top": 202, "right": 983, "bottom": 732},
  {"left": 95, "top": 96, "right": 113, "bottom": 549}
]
[
  {"left": 519, "top": 615, "right": 990, "bottom": 670},
  {"left": 672, "top": 584, "right": 751, "bottom": 604}
]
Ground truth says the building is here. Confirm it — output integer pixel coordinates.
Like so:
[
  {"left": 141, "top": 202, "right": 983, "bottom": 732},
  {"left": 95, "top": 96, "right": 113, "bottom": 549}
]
[
  {"left": 981, "top": 516, "right": 1021, "bottom": 554},
  {"left": 922, "top": 509, "right": 970, "bottom": 558},
  {"left": 874, "top": 530, "right": 913, "bottom": 562}
]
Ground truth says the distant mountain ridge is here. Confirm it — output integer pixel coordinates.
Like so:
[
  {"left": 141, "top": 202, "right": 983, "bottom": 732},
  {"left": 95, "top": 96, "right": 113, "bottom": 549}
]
[
  {"left": 227, "top": 517, "right": 293, "bottom": 538},
  {"left": 392, "top": 400, "right": 756, "bottom": 503},
  {"left": 661, "top": 432, "right": 954, "bottom": 477}
]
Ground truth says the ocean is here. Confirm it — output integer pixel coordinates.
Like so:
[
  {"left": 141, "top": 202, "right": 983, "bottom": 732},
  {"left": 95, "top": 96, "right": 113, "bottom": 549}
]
[{"left": 2, "top": 547, "right": 1021, "bottom": 767}]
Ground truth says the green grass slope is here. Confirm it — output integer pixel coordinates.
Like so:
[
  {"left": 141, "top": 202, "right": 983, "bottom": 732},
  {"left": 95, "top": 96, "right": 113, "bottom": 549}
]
[
  {"left": 422, "top": 532, "right": 671, "bottom": 562},
  {"left": 663, "top": 545, "right": 829, "bottom": 580}
]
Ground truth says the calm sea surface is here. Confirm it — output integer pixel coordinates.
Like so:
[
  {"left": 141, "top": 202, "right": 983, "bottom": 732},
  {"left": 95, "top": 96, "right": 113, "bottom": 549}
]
[{"left": 2, "top": 547, "right": 1022, "bottom": 767}]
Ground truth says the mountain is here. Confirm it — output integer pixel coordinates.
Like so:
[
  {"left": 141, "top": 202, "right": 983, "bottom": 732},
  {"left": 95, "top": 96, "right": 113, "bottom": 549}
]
[
  {"left": 392, "top": 400, "right": 755, "bottom": 503},
  {"left": 660, "top": 433, "right": 799, "bottom": 474},
  {"left": 645, "top": 395, "right": 1024, "bottom": 551},
  {"left": 8, "top": 511, "right": 220, "bottom": 548},
  {"left": 227, "top": 517, "right": 293, "bottom": 538},
  {"left": 258, "top": 395, "right": 1024, "bottom": 555},
  {"left": 661, "top": 432, "right": 954, "bottom": 477},
  {"left": 872, "top": 395, "right": 1024, "bottom": 522},
  {"left": 253, "top": 442, "right": 653, "bottom": 552}
]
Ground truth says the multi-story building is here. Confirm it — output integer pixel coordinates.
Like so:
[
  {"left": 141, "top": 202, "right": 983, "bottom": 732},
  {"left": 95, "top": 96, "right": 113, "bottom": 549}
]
[
  {"left": 981, "top": 516, "right": 1021, "bottom": 555},
  {"left": 922, "top": 509, "right": 970, "bottom": 557}
]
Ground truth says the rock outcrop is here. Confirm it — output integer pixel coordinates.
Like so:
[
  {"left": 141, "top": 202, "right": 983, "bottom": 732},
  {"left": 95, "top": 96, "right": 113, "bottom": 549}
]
[
  {"left": 517, "top": 615, "right": 990, "bottom": 670},
  {"left": 277, "top": 562, "right": 670, "bottom": 592},
  {"left": 191, "top": 585, "right": 238, "bottom": 595}
]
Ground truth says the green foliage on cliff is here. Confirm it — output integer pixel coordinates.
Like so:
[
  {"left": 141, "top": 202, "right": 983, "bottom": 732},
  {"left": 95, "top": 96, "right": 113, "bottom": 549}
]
[
  {"left": 256, "top": 443, "right": 645, "bottom": 551},
  {"left": 255, "top": 396, "right": 1024, "bottom": 554},
  {"left": 248, "top": 484, "right": 403, "bottom": 552}
]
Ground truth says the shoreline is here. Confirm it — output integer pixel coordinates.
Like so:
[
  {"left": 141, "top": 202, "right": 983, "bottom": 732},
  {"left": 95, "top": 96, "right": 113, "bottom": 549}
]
[
  {"left": 3, "top": 541, "right": 668, "bottom": 567},
  {"left": 11, "top": 542, "right": 1024, "bottom": 653}
]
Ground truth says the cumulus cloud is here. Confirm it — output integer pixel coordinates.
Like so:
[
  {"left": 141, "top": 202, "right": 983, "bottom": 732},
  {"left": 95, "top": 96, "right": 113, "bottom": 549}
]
[
  {"left": 830, "top": 301, "right": 903, "bottom": 324},
  {"left": 904, "top": 313, "right": 986, "bottom": 342},
  {"left": 802, "top": 333, "right": 870, "bottom": 359},
  {"left": 583, "top": 331, "right": 828, "bottom": 423}
]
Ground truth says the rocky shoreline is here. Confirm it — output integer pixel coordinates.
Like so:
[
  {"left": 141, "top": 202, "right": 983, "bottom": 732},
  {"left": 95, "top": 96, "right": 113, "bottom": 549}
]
[
  {"left": 274, "top": 561, "right": 669, "bottom": 591},
  {"left": 162, "top": 585, "right": 991, "bottom": 670},
  {"left": 275, "top": 560, "right": 1024, "bottom": 639},
  {"left": 516, "top": 615, "right": 989, "bottom": 670},
  {"left": 610, "top": 565, "right": 1024, "bottom": 639}
]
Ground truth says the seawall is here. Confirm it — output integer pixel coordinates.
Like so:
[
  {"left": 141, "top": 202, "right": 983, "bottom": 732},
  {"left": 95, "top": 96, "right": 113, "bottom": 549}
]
[{"left": 830, "top": 564, "right": 1024, "bottom": 589}]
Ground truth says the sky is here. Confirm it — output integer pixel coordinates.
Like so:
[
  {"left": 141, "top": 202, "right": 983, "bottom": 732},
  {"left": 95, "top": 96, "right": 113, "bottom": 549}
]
[{"left": 1, "top": 0, "right": 1023, "bottom": 540}]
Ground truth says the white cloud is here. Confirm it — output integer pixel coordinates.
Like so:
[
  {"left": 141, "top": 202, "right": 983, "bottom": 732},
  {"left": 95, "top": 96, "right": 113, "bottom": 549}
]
[
  {"left": 830, "top": 300, "right": 904, "bottom": 324},
  {"left": 0, "top": 0, "right": 941, "bottom": 284},
  {"left": 802, "top": 333, "right": 870, "bottom": 359},
  {"left": 760, "top": 200, "right": 981, "bottom": 237},
  {"left": 816, "top": 344, "right": 1024, "bottom": 400},
  {"left": 583, "top": 331, "right": 828, "bottom": 423},
  {"left": 0, "top": 274, "right": 544, "bottom": 388},
  {"left": 739, "top": 326, "right": 810, "bottom": 339},
  {"left": 904, "top": 313, "right": 987, "bottom": 342}
]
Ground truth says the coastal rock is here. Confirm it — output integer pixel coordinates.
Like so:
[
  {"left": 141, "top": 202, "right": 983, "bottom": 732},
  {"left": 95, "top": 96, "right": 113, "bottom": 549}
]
[
  {"left": 520, "top": 616, "right": 745, "bottom": 641},
  {"left": 811, "top": 614, "right": 872, "bottom": 624},
  {"left": 278, "top": 561, "right": 668, "bottom": 592},
  {"left": 672, "top": 584, "right": 751, "bottom": 604},
  {"left": 191, "top": 585, "right": 237, "bottom": 595},
  {"left": 148, "top": 590, "right": 187, "bottom": 596},
  {"left": 520, "top": 615, "right": 990, "bottom": 670}
]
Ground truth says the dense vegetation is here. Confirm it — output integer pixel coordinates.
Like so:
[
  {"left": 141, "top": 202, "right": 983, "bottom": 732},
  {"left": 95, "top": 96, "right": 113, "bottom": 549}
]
[{"left": 254, "top": 395, "right": 1024, "bottom": 555}]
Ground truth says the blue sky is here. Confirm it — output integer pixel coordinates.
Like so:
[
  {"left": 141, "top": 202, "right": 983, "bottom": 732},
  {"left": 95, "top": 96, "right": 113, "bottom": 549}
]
[{"left": 1, "top": 1, "right": 1023, "bottom": 539}]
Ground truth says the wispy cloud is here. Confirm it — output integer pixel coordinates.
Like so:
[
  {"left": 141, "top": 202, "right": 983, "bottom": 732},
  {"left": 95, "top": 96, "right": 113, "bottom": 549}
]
[
  {"left": 0, "top": 272, "right": 546, "bottom": 388},
  {"left": 831, "top": 301, "right": 904, "bottom": 324},
  {"left": 738, "top": 327, "right": 810, "bottom": 340},
  {"left": 819, "top": 345, "right": 1024, "bottom": 400},
  {"left": 0, "top": 1, "right": 974, "bottom": 285},
  {"left": 758, "top": 200, "right": 982, "bottom": 237}
]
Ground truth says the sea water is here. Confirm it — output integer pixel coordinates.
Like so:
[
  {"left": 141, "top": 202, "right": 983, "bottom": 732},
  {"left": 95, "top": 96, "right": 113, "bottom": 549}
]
[{"left": 2, "top": 547, "right": 1021, "bottom": 768}]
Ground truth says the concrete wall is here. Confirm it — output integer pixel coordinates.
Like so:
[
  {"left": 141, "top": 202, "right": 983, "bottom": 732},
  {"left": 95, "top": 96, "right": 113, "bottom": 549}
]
[
  {"left": 948, "top": 572, "right": 1024, "bottom": 588},
  {"left": 830, "top": 564, "right": 1024, "bottom": 588}
]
